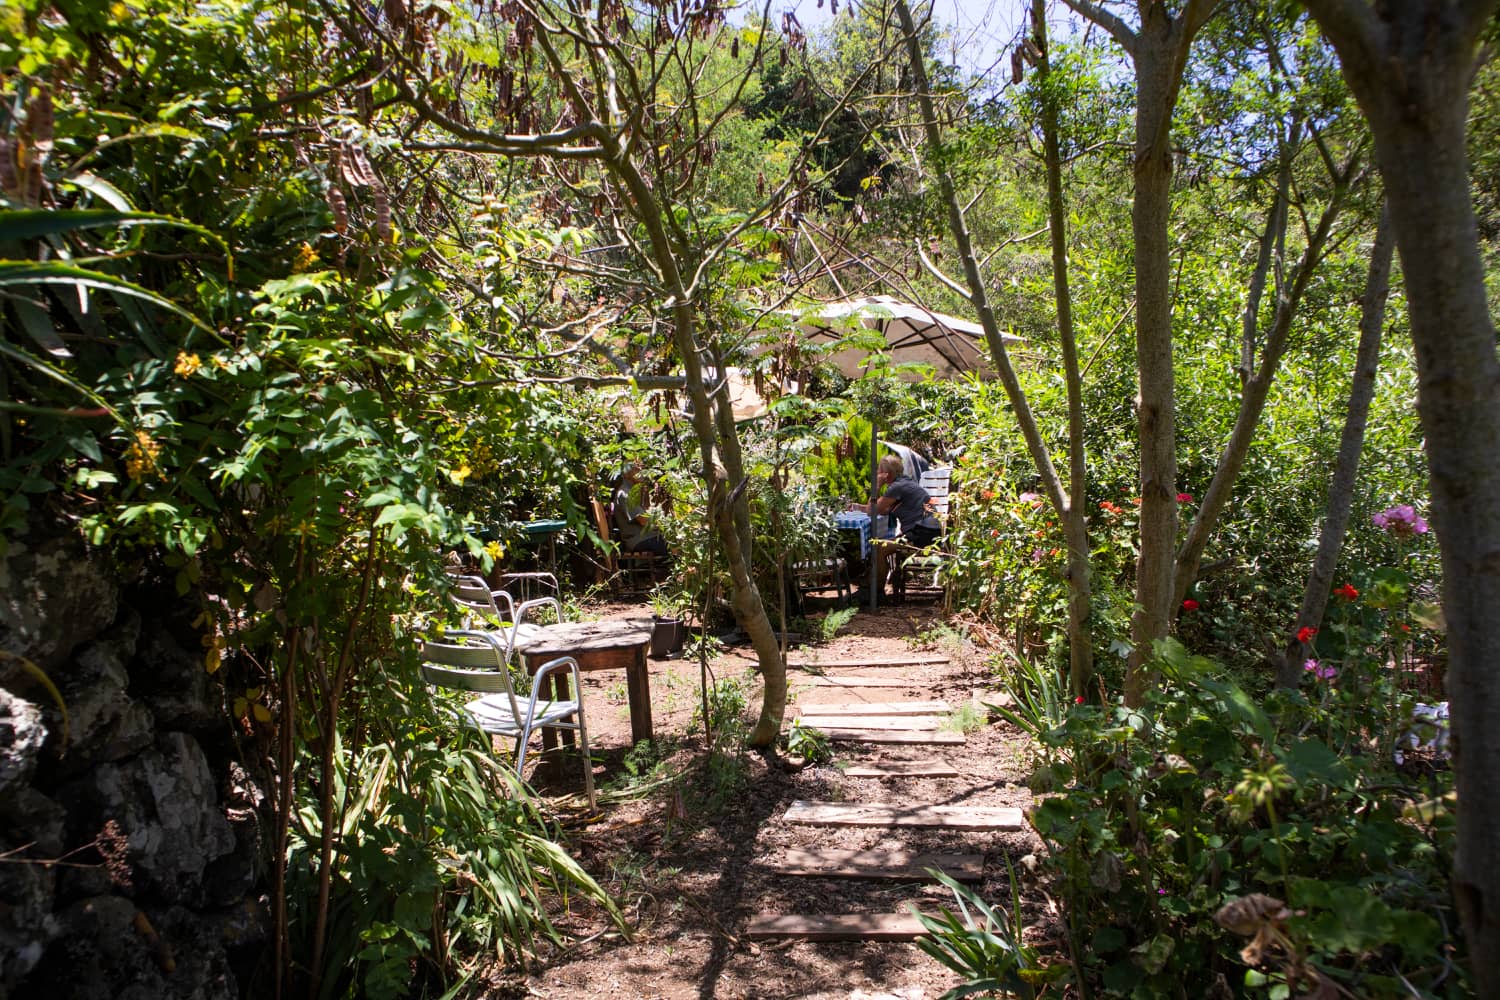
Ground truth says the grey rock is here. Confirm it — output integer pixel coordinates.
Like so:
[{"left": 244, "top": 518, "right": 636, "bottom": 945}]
[
  {"left": 47, "top": 624, "right": 155, "bottom": 775},
  {"left": 27, "top": 896, "right": 238, "bottom": 1000},
  {"left": 0, "top": 688, "right": 46, "bottom": 797},
  {"left": 0, "top": 841, "right": 58, "bottom": 991},
  {"left": 57, "top": 734, "right": 234, "bottom": 906},
  {"left": 0, "top": 536, "right": 119, "bottom": 674},
  {"left": 132, "top": 629, "right": 219, "bottom": 734}
]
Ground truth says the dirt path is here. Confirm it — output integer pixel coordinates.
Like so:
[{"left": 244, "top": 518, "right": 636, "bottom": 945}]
[{"left": 495, "top": 599, "right": 1044, "bottom": 1000}]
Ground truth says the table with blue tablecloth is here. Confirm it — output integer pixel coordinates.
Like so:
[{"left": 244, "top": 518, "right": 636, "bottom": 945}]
[{"left": 834, "top": 510, "right": 872, "bottom": 561}]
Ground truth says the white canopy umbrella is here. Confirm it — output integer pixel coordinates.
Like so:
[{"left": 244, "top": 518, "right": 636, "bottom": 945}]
[
  {"left": 792, "top": 295, "right": 1022, "bottom": 608},
  {"left": 797, "top": 294, "right": 1022, "bottom": 381}
]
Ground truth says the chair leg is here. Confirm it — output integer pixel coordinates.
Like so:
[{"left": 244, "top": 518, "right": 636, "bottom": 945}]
[
  {"left": 573, "top": 695, "right": 596, "bottom": 810},
  {"left": 515, "top": 728, "right": 531, "bottom": 777}
]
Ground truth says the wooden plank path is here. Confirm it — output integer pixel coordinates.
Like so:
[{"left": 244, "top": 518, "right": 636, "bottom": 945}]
[
  {"left": 746, "top": 913, "right": 933, "bottom": 941},
  {"left": 820, "top": 728, "right": 964, "bottom": 744},
  {"left": 789, "top": 654, "right": 951, "bottom": 670},
  {"left": 784, "top": 800, "right": 1024, "bottom": 830},
  {"left": 745, "top": 646, "right": 1030, "bottom": 943},
  {"left": 842, "top": 760, "right": 960, "bottom": 778},
  {"left": 794, "top": 700, "right": 951, "bottom": 716},
  {"left": 758, "top": 848, "right": 983, "bottom": 882},
  {"left": 806, "top": 675, "right": 914, "bottom": 688},
  {"left": 798, "top": 714, "right": 942, "bottom": 731}
]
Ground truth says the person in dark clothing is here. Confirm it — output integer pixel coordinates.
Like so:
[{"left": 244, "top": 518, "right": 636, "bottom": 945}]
[
  {"left": 612, "top": 462, "right": 669, "bottom": 557},
  {"left": 847, "top": 454, "right": 942, "bottom": 596}
]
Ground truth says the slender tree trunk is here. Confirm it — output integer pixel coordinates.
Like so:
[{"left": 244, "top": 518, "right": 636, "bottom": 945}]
[
  {"left": 1124, "top": 7, "right": 1188, "bottom": 706},
  {"left": 1301, "top": 1, "right": 1500, "bottom": 988},
  {"left": 891, "top": 0, "right": 1082, "bottom": 695},
  {"left": 596, "top": 138, "right": 788, "bottom": 747},
  {"left": 1274, "top": 204, "right": 1393, "bottom": 688},
  {"left": 1032, "top": 0, "right": 1093, "bottom": 696},
  {"left": 1173, "top": 135, "right": 1358, "bottom": 607}
]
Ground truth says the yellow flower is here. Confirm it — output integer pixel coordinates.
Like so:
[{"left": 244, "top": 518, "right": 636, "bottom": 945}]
[
  {"left": 483, "top": 540, "right": 504, "bottom": 562},
  {"left": 450, "top": 462, "right": 473, "bottom": 484},
  {"left": 291, "top": 242, "right": 319, "bottom": 273},
  {"left": 123, "top": 429, "right": 162, "bottom": 480},
  {"left": 174, "top": 352, "right": 201, "bottom": 377}
]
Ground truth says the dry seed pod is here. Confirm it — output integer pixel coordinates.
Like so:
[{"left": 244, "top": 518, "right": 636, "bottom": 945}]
[
  {"left": 373, "top": 183, "right": 392, "bottom": 243},
  {"left": 327, "top": 182, "right": 349, "bottom": 234},
  {"left": 1023, "top": 36, "right": 1043, "bottom": 62},
  {"left": 730, "top": 35, "right": 738, "bottom": 58},
  {"left": 1011, "top": 47, "right": 1024, "bottom": 84},
  {"left": 28, "top": 87, "right": 54, "bottom": 161},
  {"left": 0, "top": 138, "right": 17, "bottom": 196},
  {"left": 383, "top": 0, "right": 406, "bottom": 27}
]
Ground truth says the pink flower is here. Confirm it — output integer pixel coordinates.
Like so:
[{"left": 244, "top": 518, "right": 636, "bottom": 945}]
[
  {"left": 1372, "top": 504, "right": 1429, "bottom": 537},
  {"left": 1176, "top": 493, "right": 1194, "bottom": 503},
  {"left": 1304, "top": 659, "right": 1337, "bottom": 681}
]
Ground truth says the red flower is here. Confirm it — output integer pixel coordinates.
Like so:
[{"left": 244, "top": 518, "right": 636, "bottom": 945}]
[
  {"left": 1296, "top": 626, "right": 1318, "bottom": 644},
  {"left": 1399, "top": 623, "right": 1411, "bottom": 634},
  {"left": 1176, "top": 492, "right": 1194, "bottom": 503},
  {"left": 1074, "top": 696, "right": 1085, "bottom": 705},
  {"left": 1181, "top": 598, "right": 1199, "bottom": 612},
  {"left": 1335, "top": 583, "right": 1359, "bottom": 601}
]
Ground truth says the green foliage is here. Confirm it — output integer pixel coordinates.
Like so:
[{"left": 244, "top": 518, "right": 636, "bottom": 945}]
[
  {"left": 913, "top": 867, "right": 1056, "bottom": 999},
  {"left": 782, "top": 717, "right": 834, "bottom": 764},
  {"left": 1012, "top": 638, "right": 1459, "bottom": 997},
  {"left": 286, "top": 699, "right": 624, "bottom": 999},
  {"left": 813, "top": 605, "right": 858, "bottom": 643}
]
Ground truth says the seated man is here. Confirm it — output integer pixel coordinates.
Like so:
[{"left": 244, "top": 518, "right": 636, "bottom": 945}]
[
  {"left": 612, "top": 462, "right": 670, "bottom": 558},
  {"left": 847, "top": 454, "right": 942, "bottom": 598}
]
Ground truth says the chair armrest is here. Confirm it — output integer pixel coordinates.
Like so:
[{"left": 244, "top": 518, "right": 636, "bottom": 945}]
[
  {"left": 498, "top": 571, "right": 559, "bottom": 589},
  {"left": 516, "top": 596, "right": 563, "bottom": 625},
  {"left": 528, "top": 655, "right": 582, "bottom": 702}
]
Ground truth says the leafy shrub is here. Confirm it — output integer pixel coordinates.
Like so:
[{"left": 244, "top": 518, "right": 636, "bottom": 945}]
[{"left": 1009, "top": 639, "right": 1458, "bottom": 997}]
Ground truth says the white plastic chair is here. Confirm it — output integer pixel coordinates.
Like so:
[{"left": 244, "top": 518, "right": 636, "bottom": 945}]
[{"left": 419, "top": 629, "right": 595, "bottom": 807}]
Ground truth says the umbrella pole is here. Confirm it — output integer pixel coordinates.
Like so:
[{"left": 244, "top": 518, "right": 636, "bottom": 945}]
[{"left": 868, "top": 415, "right": 880, "bottom": 611}]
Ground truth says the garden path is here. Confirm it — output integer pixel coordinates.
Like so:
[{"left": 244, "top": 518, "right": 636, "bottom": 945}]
[{"left": 503, "top": 598, "right": 1048, "bottom": 1000}]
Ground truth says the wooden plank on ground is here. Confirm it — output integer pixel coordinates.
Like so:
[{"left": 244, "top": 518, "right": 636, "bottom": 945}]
[
  {"left": 789, "top": 655, "right": 951, "bottom": 670},
  {"left": 821, "top": 729, "right": 964, "bottom": 744},
  {"left": 784, "top": 800, "right": 1025, "bottom": 830},
  {"left": 843, "top": 760, "right": 960, "bottom": 778},
  {"left": 761, "top": 848, "right": 983, "bottom": 882},
  {"left": 794, "top": 700, "right": 951, "bottom": 716},
  {"left": 798, "top": 714, "right": 942, "bottom": 731},
  {"left": 745, "top": 913, "right": 932, "bottom": 941},
  {"left": 807, "top": 675, "right": 912, "bottom": 689}
]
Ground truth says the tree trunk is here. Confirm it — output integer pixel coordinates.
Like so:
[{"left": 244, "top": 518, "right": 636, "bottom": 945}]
[
  {"left": 1274, "top": 204, "right": 1393, "bottom": 688},
  {"left": 1124, "top": 6, "right": 1189, "bottom": 706},
  {"left": 892, "top": 0, "right": 1085, "bottom": 694},
  {"left": 1173, "top": 131, "right": 1357, "bottom": 608},
  {"left": 1032, "top": 0, "right": 1094, "bottom": 697},
  {"left": 594, "top": 134, "right": 789, "bottom": 748},
  {"left": 1301, "top": 1, "right": 1500, "bottom": 988}
]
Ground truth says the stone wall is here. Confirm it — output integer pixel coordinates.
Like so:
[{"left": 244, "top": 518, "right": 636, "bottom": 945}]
[{"left": 1, "top": 532, "right": 269, "bottom": 999}]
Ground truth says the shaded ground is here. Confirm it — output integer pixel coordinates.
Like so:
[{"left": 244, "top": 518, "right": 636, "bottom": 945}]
[{"left": 486, "top": 594, "right": 1050, "bottom": 1000}]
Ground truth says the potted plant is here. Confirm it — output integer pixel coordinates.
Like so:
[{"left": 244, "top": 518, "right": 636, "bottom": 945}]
[{"left": 648, "top": 587, "right": 689, "bottom": 659}]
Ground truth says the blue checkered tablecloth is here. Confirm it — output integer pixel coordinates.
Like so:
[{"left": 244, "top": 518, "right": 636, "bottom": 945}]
[{"left": 834, "top": 511, "right": 872, "bottom": 560}]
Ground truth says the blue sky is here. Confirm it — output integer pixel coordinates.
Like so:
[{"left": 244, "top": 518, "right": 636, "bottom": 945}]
[{"left": 781, "top": 0, "right": 1033, "bottom": 80}]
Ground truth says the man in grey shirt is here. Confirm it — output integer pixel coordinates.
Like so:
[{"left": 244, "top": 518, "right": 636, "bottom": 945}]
[{"left": 847, "top": 454, "right": 942, "bottom": 596}]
